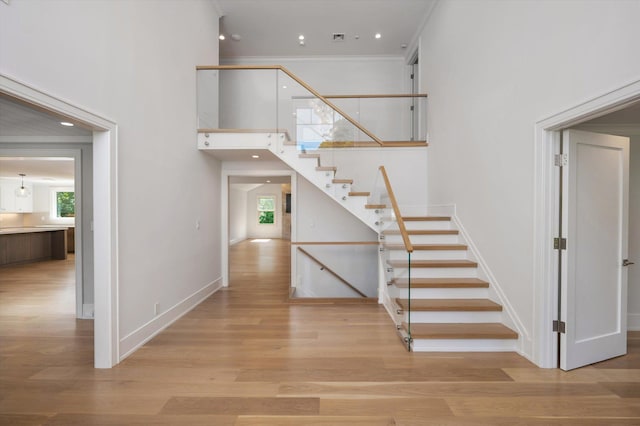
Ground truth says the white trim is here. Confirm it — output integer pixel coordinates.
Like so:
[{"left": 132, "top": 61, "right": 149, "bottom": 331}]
[
  {"left": 533, "top": 78, "right": 640, "bottom": 368},
  {"left": 0, "top": 73, "right": 119, "bottom": 368},
  {"left": 629, "top": 314, "right": 640, "bottom": 331},
  {"left": 451, "top": 212, "right": 531, "bottom": 360},
  {"left": 83, "top": 303, "right": 95, "bottom": 318},
  {"left": 119, "top": 278, "right": 223, "bottom": 361},
  {"left": 221, "top": 55, "right": 405, "bottom": 65}
]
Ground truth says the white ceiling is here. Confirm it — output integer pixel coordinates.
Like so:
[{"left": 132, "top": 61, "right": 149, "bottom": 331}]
[
  {"left": 215, "top": 0, "right": 435, "bottom": 59},
  {"left": 574, "top": 100, "right": 640, "bottom": 137},
  {"left": 0, "top": 95, "right": 92, "bottom": 139},
  {"left": 0, "top": 157, "right": 75, "bottom": 185},
  {"left": 0, "top": 95, "right": 83, "bottom": 186}
]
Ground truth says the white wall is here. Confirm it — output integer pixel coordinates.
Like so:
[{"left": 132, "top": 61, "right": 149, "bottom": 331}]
[
  {"left": 419, "top": 0, "right": 640, "bottom": 355},
  {"left": 318, "top": 147, "right": 428, "bottom": 213},
  {"left": 246, "top": 184, "right": 283, "bottom": 239},
  {"left": 0, "top": 0, "right": 221, "bottom": 360},
  {"left": 229, "top": 185, "right": 248, "bottom": 244},
  {"left": 630, "top": 137, "right": 640, "bottom": 329}
]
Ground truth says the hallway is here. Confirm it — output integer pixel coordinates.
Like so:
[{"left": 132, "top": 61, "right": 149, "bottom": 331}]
[{"left": 1, "top": 239, "right": 639, "bottom": 424}]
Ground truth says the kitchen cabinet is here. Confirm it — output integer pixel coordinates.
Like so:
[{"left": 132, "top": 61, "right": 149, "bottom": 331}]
[
  {"left": 0, "top": 182, "right": 33, "bottom": 213},
  {"left": 0, "top": 227, "right": 67, "bottom": 266}
]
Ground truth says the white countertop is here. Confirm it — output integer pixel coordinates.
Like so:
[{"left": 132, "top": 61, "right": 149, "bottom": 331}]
[{"left": 0, "top": 227, "right": 70, "bottom": 235}]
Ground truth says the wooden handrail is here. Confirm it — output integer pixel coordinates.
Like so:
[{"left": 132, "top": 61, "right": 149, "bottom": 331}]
[
  {"left": 378, "top": 166, "right": 413, "bottom": 253},
  {"left": 291, "top": 241, "right": 378, "bottom": 246},
  {"left": 299, "top": 94, "right": 429, "bottom": 99},
  {"left": 297, "top": 247, "right": 368, "bottom": 297},
  {"left": 196, "top": 65, "right": 384, "bottom": 146}
]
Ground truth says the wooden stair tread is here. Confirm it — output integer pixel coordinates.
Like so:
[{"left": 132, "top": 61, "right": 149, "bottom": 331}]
[
  {"left": 316, "top": 166, "right": 337, "bottom": 171},
  {"left": 381, "top": 141, "right": 429, "bottom": 147},
  {"left": 349, "top": 191, "right": 370, "bottom": 197},
  {"left": 332, "top": 178, "right": 353, "bottom": 184},
  {"left": 387, "top": 259, "right": 478, "bottom": 268},
  {"left": 365, "top": 204, "right": 386, "bottom": 209},
  {"left": 395, "top": 298, "right": 502, "bottom": 311},
  {"left": 391, "top": 278, "right": 489, "bottom": 288},
  {"left": 299, "top": 153, "right": 320, "bottom": 158},
  {"left": 384, "top": 244, "right": 467, "bottom": 251},
  {"left": 404, "top": 323, "right": 518, "bottom": 340},
  {"left": 383, "top": 229, "right": 459, "bottom": 235},
  {"left": 402, "top": 216, "right": 451, "bottom": 221}
]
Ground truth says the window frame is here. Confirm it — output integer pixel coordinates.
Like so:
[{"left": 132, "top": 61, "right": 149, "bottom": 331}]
[
  {"left": 256, "top": 194, "right": 276, "bottom": 225},
  {"left": 49, "top": 186, "right": 75, "bottom": 223}
]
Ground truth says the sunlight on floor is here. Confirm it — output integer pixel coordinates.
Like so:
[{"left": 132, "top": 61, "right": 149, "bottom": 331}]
[{"left": 251, "top": 239, "right": 271, "bottom": 243}]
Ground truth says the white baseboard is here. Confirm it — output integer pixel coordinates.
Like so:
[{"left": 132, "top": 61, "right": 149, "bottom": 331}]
[
  {"left": 629, "top": 313, "right": 640, "bottom": 331},
  {"left": 118, "top": 278, "right": 223, "bottom": 361},
  {"left": 82, "top": 303, "right": 94, "bottom": 319}
]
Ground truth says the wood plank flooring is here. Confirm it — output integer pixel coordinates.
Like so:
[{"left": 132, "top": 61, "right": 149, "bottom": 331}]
[{"left": 1, "top": 239, "right": 640, "bottom": 425}]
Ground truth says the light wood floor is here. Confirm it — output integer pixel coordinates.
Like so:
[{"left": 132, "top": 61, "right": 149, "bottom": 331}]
[{"left": 1, "top": 239, "right": 640, "bottom": 425}]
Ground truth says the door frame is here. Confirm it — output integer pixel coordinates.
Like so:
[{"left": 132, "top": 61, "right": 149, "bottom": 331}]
[
  {"left": 0, "top": 148, "right": 85, "bottom": 319},
  {"left": 0, "top": 74, "right": 119, "bottom": 368},
  {"left": 221, "top": 168, "right": 296, "bottom": 287},
  {"left": 533, "top": 78, "right": 640, "bottom": 368}
]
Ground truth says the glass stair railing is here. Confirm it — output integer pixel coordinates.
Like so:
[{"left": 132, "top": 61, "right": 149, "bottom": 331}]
[
  {"left": 370, "top": 166, "right": 414, "bottom": 350},
  {"left": 196, "top": 65, "right": 428, "bottom": 154}
]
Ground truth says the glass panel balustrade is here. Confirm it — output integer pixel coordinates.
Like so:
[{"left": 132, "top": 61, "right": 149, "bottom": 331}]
[
  {"left": 371, "top": 166, "right": 413, "bottom": 350},
  {"left": 196, "top": 66, "right": 427, "bottom": 146}
]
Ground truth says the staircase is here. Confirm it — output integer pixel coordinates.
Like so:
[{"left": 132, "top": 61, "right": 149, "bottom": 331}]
[
  {"left": 380, "top": 215, "right": 519, "bottom": 351},
  {"left": 196, "top": 64, "right": 520, "bottom": 354}
]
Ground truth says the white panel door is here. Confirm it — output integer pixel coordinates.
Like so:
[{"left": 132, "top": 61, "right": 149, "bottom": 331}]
[{"left": 561, "top": 129, "right": 630, "bottom": 370}]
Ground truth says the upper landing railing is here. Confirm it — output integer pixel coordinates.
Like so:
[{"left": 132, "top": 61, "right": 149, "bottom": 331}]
[{"left": 196, "top": 65, "right": 428, "bottom": 148}]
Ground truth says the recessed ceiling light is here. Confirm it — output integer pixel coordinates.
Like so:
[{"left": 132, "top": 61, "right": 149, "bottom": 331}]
[
  {"left": 252, "top": 155, "right": 260, "bottom": 159},
  {"left": 299, "top": 40, "right": 305, "bottom": 46},
  {"left": 219, "top": 34, "right": 225, "bottom": 40},
  {"left": 266, "top": 180, "right": 271, "bottom": 183},
  {"left": 60, "top": 122, "right": 74, "bottom": 127},
  {"left": 298, "top": 34, "right": 305, "bottom": 41},
  {"left": 375, "top": 33, "right": 382, "bottom": 39}
]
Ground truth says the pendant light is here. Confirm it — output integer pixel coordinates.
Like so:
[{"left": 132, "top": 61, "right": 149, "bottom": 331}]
[{"left": 15, "top": 173, "right": 31, "bottom": 198}]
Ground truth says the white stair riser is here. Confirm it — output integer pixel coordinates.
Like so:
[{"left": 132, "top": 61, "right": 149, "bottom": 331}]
[
  {"left": 406, "top": 311, "right": 502, "bottom": 323},
  {"left": 410, "top": 338, "right": 518, "bottom": 352},
  {"left": 382, "top": 221, "right": 452, "bottom": 231},
  {"left": 383, "top": 234, "right": 461, "bottom": 244},
  {"left": 391, "top": 267, "right": 478, "bottom": 279},
  {"left": 387, "top": 250, "right": 468, "bottom": 261},
  {"left": 395, "top": 287, "right": 489, "bottom": 299},
  {"left": 404, "top": 221, "right": 452, "bottom": 230}
]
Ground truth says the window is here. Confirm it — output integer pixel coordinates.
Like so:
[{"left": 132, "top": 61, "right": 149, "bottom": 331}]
[
  {"left": 257, "top": 195, "right": 275, "bottom": 224},
  {"left": 50, "top": 188, "right": 75, "bottom": 220}
]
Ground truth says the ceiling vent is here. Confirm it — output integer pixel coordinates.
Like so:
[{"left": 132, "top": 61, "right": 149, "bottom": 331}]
[{"left": 332, "top": 33, "right": 345, "bottom": 42}]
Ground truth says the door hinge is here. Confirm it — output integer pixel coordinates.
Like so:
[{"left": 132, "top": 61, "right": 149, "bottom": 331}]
[
  {"left": 553, "top": 237, "right": 567, "bottom": 250},
  {"left": 553, "top": 320, "right": 566, "bottom": 334},
  {"left": 410, "top": 105, "right": 414, "bottom": 111},
  {"left": 554, "top": 153, "right": 568, "bottom": 167},
  {"left": 410, "top": 73, "right": 414, "bottom": 79}
]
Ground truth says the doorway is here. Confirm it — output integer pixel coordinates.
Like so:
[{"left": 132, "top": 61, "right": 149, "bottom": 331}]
[
  {"left": 1, "top": 76, "right": 118, "bottom": 368},
  {"left": 534, "top": 79, "right": 640, "bottom": 369},
  {"left": 221, "top": 169, "right": 295, "bottom": 287}
]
